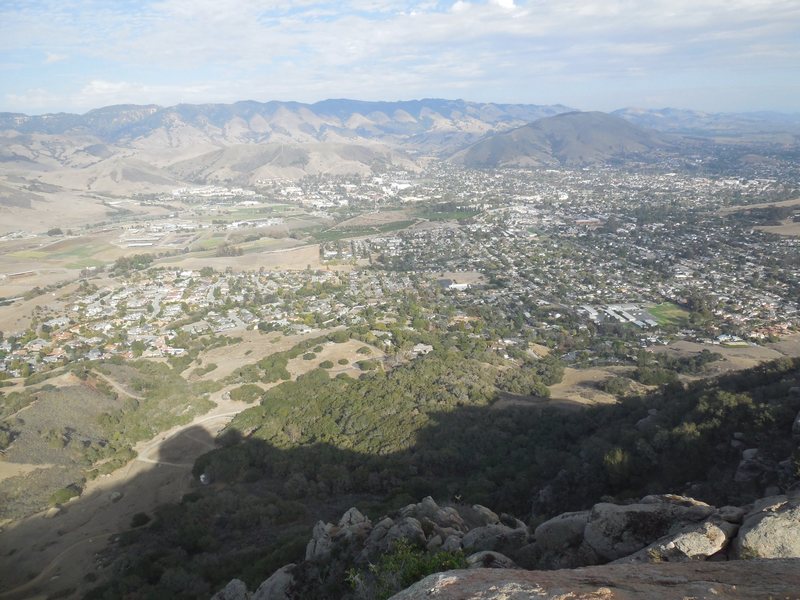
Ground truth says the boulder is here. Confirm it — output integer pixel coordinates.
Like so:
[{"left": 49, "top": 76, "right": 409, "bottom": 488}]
[
  {"left": 470, "top": 504, "right": 500, "bottom": 526},
  {"left": 733, "top": 495, "right": 800, "bottom": 559},
  {"left": 426, "top": 534, "right": 443, "bottom": 551},
  {"left": 614, "top": 519, "right": 738, "bottom": 564},
  {"left": 211, "top": 579, "right": 249, "bottom": 600},
  {"left": 360, "top": 517, "right": 394, "bottom": 561},
  {"left": 533, "top": 510, "right": 589, "bottom": 553},
  {"left": 339, "top": 507, "right": 370, "bottom": 528},
  {"left": 441, "top": 534, "right": 463, "bottom": 552},
  {"left": 305, "top": 521, "right": 334, "bottom": 562},
  {"left": 385, "top": 516, "right": 427, "bottom": 549},
  {"left": 465, "top": 551, "right": 518, "bottom": 569},
  {"left": 462, "top": 524, "right": 527, "bottom": 554},
  {"left": 252, "top": 565, "right": 294, "bottom": 600},
  {"left": 398, "top": 497, "right": 468, "bottom": 533},
  {"left": 718, "top": 505, "right": 746, "bottom": 524},
  {"left": 583, "top": 496, "right": 714, "bottom": 562},
  {"left": 793, "top": 409, "right": 800, "bottom": 438}
]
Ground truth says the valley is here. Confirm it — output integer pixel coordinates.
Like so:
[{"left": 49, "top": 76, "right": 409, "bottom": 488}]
[{"left": 0, "top": 101, "right": 799, "bottom": 598}]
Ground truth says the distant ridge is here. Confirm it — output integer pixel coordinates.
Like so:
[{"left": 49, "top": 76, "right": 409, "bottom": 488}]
[
  {"left": 0, "top": 99, "right": 573, "bottom": 153},
  {"left": 451, "top": 111, "right": 670, "bottom": 168}
]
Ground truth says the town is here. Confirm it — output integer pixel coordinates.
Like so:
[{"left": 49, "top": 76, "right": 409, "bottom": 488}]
[{"left": 1, "top": 160, "right": 798, "bottom": 380}]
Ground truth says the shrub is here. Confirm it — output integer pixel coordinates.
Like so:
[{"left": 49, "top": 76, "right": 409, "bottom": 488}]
[
  {"left": 49, "top": 484, "right": 82, "bottom": 506},
  {"left": 319, "top": 360, "right": 334, "bottom": 369},
  {"left": 230, "top": 384, "right": 264, "bottom": 403},
  {"left": 348, "top": 540, "right": 466, "bottom": 600}
]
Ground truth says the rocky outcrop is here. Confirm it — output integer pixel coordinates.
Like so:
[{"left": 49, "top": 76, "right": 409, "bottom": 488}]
[
  {"left": 211, "top": 579, "right": 249, "bottom": 600},
  {"left": 251, "top": 565, "right": 295, "bottom": 600},
  {"left": 214, "top": 492, "right": 800, "bottom": 599},
  {"left": 388, "top": 560, "right": 800, "bottom": 599},
  {"left": 613, "top": 518, "right": 738, "bottom": 564},
  {"left": 582, "top": 495, "right": 714, "bottom": 562}
]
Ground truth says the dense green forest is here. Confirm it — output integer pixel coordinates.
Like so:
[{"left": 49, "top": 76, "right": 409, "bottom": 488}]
[{"left": 88, "top": 354, "right": 800, "bottom": 599}]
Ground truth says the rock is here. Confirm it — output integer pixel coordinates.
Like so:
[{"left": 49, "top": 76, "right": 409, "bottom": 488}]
[
  {"left": 305, "top": 521, "right": 334, "bottom": 562},
  {"left": 44, "top": 507, "right": 62, "bottom": 519},
  {"left": 733, "top": 495, "right": 800, "bottom": 558},
  {"left": 385, "top": 517, "right": 426, "bottom": 549},
  {"left": 441, "top": 534, "right": 462, "bottom": 552},
  {"left": 360, "top": 516, "right": 394, "bottom": 560},
  {"left": 252, "top": 565, "right": 294, "bottom": 600},
  {"left": 398, "top": 497, "right": 468, "bottom": 532},
  {"left": 614, "top": 519, "right": 738, "bottom": 564},
  {"left": 741, "top": 448, "right": 759, "bottom": 460},
  {"left": 462, "top": 524, "right": 527, "bottom": 554},
  {"left": 426, "top": 534, "right": 443, "bottom": 551},
  {"left": 718, "top": 505, "right": 746, "bottom": 524},
  {"left": 339, "top": 507, "right": 370, "bottom": 528},
  {"left": 388, "top": 560, "right": 800, "bottom": 600},
  {"left": 733, "top": 432, "right": 745, "bottom": 440},
  {"left": 470, "top": 504, "right": 500, "bottom": 526},
  {"left": 534, "top": 510, "right": 589, "bottom": 553},
  {"left": 465, "top": 551, "right": 518, "bottom": 569},
  {"left": 109, "top": 491, "right": 123, "bottom": 503},
  {"left": 583, "top": 496, "right": 714, "bottom": 562},
  {"left": 211, "top": 578, "right": 249, "bottom": 600},
  {"left": 635, "top": 414, "right": 658, "bottom": 432},
  {"left": 499, "top": 513, "right": 527, "bottom": 530}
]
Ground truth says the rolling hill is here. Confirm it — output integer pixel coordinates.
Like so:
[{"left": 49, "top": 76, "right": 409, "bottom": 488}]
[{"left": 451, "top": 111, "right": 670, "bottom": 168}]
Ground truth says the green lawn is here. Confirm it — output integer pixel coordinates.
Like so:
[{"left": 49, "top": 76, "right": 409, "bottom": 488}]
[{"left": 649, "top": 302, "right": 690, "bottom": 327}]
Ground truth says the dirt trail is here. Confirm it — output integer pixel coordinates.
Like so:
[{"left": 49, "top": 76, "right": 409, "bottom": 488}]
[{"left": 0, "top": 389, "right": 249, "bottom": 600}]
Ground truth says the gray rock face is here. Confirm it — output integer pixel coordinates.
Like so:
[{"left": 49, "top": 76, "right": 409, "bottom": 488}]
[
  {"left": 583, "top": 496, "right": 714, "bottom": 562},
  {"left": 252, "top": 565, "right": 294, "bottom": 600},
  {"left": 305, "top": 521, "right": 334, "bottom": 561},
  {"left": 211, "top": 578, "right": 249, "bottom": 600},
  {"left": 733, "top": 495, "right": 800, "bottom": 558},
  {"left": 339, "top": 507, "right": 370, "bottom": 528}
]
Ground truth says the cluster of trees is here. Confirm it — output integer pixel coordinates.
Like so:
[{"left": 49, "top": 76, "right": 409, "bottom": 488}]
[
  {"left": 634, "top": 349, "right": 721, "bottom": 385},
  {"left": 111, "top": 253, "right": 154, "bottom": 274}
]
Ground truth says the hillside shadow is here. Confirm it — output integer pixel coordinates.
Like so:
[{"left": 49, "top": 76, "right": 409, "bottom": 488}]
[{"left": 0, "top": 425, "right": 215, "bottom": 600}]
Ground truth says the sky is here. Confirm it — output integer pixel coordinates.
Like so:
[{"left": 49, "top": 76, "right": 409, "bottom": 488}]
[{"left": 2, "top": 0, "right": 799, "bottom": 115}]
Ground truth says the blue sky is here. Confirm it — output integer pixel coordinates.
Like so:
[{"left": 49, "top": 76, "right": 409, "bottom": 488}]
[{"left": 2, "top": 0, "right": 799, "bottom": 114}]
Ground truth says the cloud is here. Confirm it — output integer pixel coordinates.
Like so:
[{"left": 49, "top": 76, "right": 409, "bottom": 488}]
[
  {"left": 2, "top": 0, "right": 800, "bottom": 112},
  {"left": 489, "top": 0, "right": 515, "bottom": 9},
  {"left": 44, "top": 52, "right": 67, "bottom": 64}
]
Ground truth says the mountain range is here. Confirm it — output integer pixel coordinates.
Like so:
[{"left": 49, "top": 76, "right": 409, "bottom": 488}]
[{"left": 0, "top": 98, "right": 798, "bottom": 210}]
